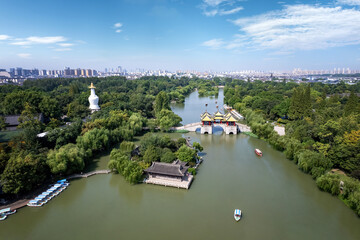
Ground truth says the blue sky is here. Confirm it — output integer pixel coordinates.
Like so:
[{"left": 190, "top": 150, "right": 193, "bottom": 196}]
[{"left": 0, "top": 0, "right": 360, "bottom": 71}]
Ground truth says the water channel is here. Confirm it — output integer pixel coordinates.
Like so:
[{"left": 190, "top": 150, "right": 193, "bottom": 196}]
[{"left": 1, "top": 89, "right": 360, "bottom": 240}]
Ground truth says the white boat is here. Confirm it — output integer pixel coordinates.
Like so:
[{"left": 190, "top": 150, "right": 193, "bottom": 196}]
[
  {"left": 0, "top": 208, "right": 15, "bottom": 221},
  {"left": 27, "top": 200, "right": 45, "bottom": 207},
  {"left": 0, "top": 213, "right": 6, "bottom": 221},
  {"left": 234, "top": 209, "right": 242, "bottom": 221}
]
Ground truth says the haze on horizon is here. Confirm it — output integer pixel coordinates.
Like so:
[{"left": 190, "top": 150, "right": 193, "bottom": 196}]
[{"left": 0, "top": 0, "right": 360, "bottom": 72}]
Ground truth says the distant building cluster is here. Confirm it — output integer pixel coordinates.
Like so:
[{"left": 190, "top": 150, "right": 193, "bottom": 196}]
[
  {"left": 0, "top": 67, "right": 98, "bottom": 85},
  {"left": 292, "top": 68, "right": 360, "bottom": 75},
  {"left": 1, "top": 65, "right": 360, "bottom": 86}
]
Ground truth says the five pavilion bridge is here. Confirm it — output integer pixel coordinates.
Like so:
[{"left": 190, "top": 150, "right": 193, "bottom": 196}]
[{"left": 174, "top": 107, "right": 250, "bottom": 135}]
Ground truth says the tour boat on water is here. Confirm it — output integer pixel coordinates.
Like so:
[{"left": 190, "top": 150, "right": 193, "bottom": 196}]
[
  {"left": 255, "top": 148, "right": 263, "bottom": 157},
  {"left": 234, "top": 209, "right": 242, "bottom": 221}
]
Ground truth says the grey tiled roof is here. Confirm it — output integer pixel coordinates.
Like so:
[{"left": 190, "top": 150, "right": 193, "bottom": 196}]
[
  {"left": 3, "top": 113, "right": 44, "bottom": 127},
  {"left": 144, "top": 161, "right": 189, "bottom": 177}
]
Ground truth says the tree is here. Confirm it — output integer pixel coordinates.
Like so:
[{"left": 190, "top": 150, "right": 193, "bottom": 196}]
[
  {"left": 108, "top": 148, "right": 143, "bottom": 184},
  {"left": 296, "top": 150, "right": 332, "bottom": 178},
  {"left": 160, "top": 148, "right": 176, "bottom": 163},
  {"left": 192, "top": 142, "right": 203, "bottom": 152},
  {"left": 119, "top": 141, "right": 136, "bottom": 154},
  {"left": 176, "top": 145, "right": 196, "bottom": 163},
  {"left": 143, "top": 145, "right": 161, "bottom": 163},
  {"left": 18, "top": 102, "right": 43, "bottom": 131},
  {"left": 17, "top": 103, "right": 43, "bottom": 150},
  {"left": 46, "top": 119, "right": 83, "bottom": 149},
  {"left": 76, "top": 128, "right": 111, "bottom": 157},
  {"left": 155, "top": 91, "right": 170, "bottom": 114},
  {"left": 156, "top": 109, "right": 182, "bottom": 132},
  {"left": 67, "top": 101, "right": 90, "bottom": 119},
  {"left": 39, "top": 96, "right": 62, "bottom": 119},
  {"left": 0, "top": 150, "right": 9, "bottom": 174},
  {"left": 344, "top": 91, "right": 359, "bottom": 116},
  {"left": 1, "top": 152, "right": 48, "bottom": 194},
  {"left": 128, "top": 113, "right": 144, "bottom": 135},
  {"left": 0, "top": 116, "right": 7, "bottom": 130},
  {"left": 47, "top": 143, "right": 86, "bottom": 175}
]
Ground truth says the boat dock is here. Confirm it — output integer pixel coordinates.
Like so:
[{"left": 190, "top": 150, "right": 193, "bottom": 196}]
[{"left": 0, "top": 170, "right": 111, "bottom": 212}]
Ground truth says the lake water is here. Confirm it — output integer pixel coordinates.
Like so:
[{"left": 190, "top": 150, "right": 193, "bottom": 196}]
[{"left": 1, "top": 89, "right": 359, "bottom": 240}]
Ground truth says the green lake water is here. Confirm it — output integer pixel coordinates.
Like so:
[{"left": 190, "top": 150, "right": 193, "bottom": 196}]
[{"left": 1, "top": 89, "right": 359, "bottom": 240}]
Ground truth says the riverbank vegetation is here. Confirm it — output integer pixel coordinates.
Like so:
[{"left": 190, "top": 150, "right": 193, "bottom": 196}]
[
  {"left": 108, "top": 134, "right": 201, "bottom": 184},
  {"left": 224, "top": 80, "right": 360, "bottom": 216},
  {"left": 0, "top": 76, "right": 200, "bottom": 200}
]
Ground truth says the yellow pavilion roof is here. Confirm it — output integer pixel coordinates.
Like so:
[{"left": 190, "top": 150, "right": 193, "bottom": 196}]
[
  {"left": 226, "top": 116, "right": 237, "bottom": 122},
  {"left": 201, "top": 115, "right": 213, "bottom": 122},
  {"left": 224, "top": 112, "right": 232, "bottom": 118},
  {"left": 214, "top": 110, "right": 224, "bottom": 117},
  {"left": 213, "top": 116, "right": 225, "bottom": 120},
  {"left": 201, "top": 111, "right": 211, "bottom": 118}
]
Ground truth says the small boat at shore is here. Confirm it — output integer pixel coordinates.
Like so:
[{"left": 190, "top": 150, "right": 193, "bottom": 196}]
[
  {"left": 234, "top": 209, "right": 242, "bottom": 221},
  {"left": 255, "top": 148, "right": 262, "bottom": 157},
  {"left": 0, "top": 208, "right": 16, "bottom": 220}
]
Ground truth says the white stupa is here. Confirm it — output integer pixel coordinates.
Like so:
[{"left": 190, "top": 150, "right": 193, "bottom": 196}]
[{"left": 88, "top": 82, "right": 100, "bottom": 113}]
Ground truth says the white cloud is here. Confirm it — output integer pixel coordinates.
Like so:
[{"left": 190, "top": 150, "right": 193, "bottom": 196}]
[
  {"left": 203, "top": 0, "right": 228, "bottom": 7},
  {"left": 11, "top": 41, "right": 30, "bottom": 46},
  {"left": 204, "top": 9, "right": 218, "bottom": 16},
  {"left": 202, "top": 38, "right": 225, "bottom": 49},
  {"left": 337, "top": 0, "right": 360, "bottom": 6},
  {"left": 114, "top": 22, "right": 123, "bottom": 28},
  {"left": 11, "top": 36, "right": 66, "bottom": 45},
  {"left": 58, "top": 43, "right": 74, "bottom": 47},
  {"left": 17, "top": 53, "right": 31, "bottom": 58},
  {"left": 230, "top": 4, "right": 360, "bottom": 50},
  {"left": 219, "top": 7, "right": 243, "bottom": 15},
  {"left": 0, "top": 35, "right": 10, "bottom": 40},
  {"left": 54, "top": 48, "right": 72, "bottom": 51},
  {"left": 27, "top": 36, "right": 66, "bottom": 44},
  {"left": 202, "top": 0, "right": 243, "bottom": 16},
  {"left": 114, "top": 22, "right": 123, "bottom": 33}
]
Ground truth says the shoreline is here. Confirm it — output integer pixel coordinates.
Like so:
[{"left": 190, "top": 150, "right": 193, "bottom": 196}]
[{"left": 0, "top": 169, "right": 110, "bottom": 211}]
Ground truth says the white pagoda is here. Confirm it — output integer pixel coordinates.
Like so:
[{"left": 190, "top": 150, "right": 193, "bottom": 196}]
[{"left": 88, "top": 82, "right": 100, "bottom": 113}]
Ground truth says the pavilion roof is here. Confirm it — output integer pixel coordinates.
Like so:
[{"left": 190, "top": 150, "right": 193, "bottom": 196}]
[
  {"left": 213, "top": 116, "right": 224, "bottom": 120},
  {"left": 214, "top": 110, "right": 224, "bottom": 117},
  {"left": 200, "top": 111, "right": 211, "bottom": 118},
  {"left": 201, "top": 115, "right": 213, "bottom": 122},
  {"left": 224, "top": 112, "right": 232, "bottom": 118},
  {"left": 144, "top": 161, "right": 189, "bottom": 177},
  {"left": 226, "top": 115, "right": 237, "bottom": 122}
]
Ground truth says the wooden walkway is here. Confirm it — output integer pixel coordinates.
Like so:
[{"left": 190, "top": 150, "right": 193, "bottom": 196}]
[
  {"left": 0, "top": 170, "right": 111, "bottom": 212},
  {"left": 67, "top": 170, "right": 111, "bottom": 180}
]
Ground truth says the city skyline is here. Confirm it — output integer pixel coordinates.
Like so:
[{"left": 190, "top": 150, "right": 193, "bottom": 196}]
[{"left": 0, "top": 0, "right": 360, "bottom": 71}]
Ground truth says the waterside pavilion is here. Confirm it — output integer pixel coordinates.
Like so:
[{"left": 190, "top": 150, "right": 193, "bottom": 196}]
[{"left": 143, "top": 160, "right": 193, "bottom": 189}]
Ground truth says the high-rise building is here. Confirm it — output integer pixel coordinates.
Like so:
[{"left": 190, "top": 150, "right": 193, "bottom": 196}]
[
  {"left": 86, "top": 69, "right": 92, "bottom": 77},
  {"left": 64, "top": 67, "right": 71, "bottom": 76},
  {"left": 74, "top": 68, "right": 81, "bottom": 76}
]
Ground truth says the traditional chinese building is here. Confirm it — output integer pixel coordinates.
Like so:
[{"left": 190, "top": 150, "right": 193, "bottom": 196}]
[
  {"left": 144, "top": 160, "right": 193, "bottom": 189},
  {"left": 200, "top": 111, "right": 213, "bottom": 134},
  {"left": 199, "top": 110, "right": 239, "bottom": 135}
]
